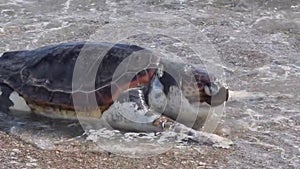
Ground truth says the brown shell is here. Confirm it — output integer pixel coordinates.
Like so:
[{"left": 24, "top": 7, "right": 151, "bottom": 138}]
[{"left": 0, "top": 42, "right": 160, "bottom": 111}]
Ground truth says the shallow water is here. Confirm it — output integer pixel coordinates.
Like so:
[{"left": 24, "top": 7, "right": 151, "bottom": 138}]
[{"left": 0, "top": 0, "right": 299, "bottom": 168}]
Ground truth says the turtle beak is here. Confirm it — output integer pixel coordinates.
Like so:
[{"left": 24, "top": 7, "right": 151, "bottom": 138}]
[
  {"left": 204, "top": 83, "right": 219, "bottom": 96},
  {"left": 191, "top": 68, "right": 229, "bottom": 106},
  {"left": 204, "top": 84, "right": 229, "bottom": 106}
]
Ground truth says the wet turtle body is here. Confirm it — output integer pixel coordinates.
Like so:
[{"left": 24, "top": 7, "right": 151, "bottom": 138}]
[
  {"left": 0, "top": 42, "right": 158, "bottom": 117},
  {"left": 0, "top": 42, "right": 229, "bottom": 131}
]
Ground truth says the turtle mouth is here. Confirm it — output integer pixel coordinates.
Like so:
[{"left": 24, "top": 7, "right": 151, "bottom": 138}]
[
  {"left": 183, "top": 84, "right": 229, "bottom": 107},
  {"left": 203, "top": 85, "right": 229, "bottom": 106},
  {"left": 183, "top": 68, "right": 229, "bottom": 107}
]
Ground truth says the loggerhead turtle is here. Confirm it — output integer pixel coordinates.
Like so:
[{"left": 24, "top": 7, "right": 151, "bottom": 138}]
[{"left": 0, "top": 42, "right": 230, "bottom": 145}]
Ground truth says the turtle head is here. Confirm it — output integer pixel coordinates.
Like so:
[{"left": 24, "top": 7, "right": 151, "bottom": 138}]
[
  {"left": 159, "top": 59, "right": 229, "bottom": 107},
  {"left": 184, "top": 67, "right": 229, "bottom": 106}
]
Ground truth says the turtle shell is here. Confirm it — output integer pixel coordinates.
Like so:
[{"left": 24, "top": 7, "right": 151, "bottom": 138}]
[{"left": 0, "top": 42, "right": 160, "bottom": 114}]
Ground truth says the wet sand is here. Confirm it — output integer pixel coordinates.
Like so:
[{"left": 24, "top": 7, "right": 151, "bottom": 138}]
[{"left": 0, "top": 131, "right": 234, "bottom": 168}]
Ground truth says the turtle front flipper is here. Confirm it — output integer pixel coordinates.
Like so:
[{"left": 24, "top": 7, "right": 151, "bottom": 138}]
[
  {"left": 99, "top": 87, "right": 164, "bottom": 132},
  {"left": 100, "top": 105, "right": 232, "bottom": 148},
  {"left": 158, "top": 117, "right": 233, "bottom": 148},
  {"left": 0, "top": 84, "right": 14, "bottom": 113},
  {"left": 100, "top": 106, "right": 164, "bottom": 132}
]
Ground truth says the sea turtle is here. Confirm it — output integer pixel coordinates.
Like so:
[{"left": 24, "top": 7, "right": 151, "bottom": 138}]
[{"left": 0, "top": 42, "right": 230, "bottom": 145}]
